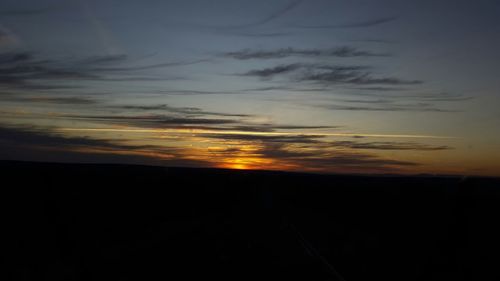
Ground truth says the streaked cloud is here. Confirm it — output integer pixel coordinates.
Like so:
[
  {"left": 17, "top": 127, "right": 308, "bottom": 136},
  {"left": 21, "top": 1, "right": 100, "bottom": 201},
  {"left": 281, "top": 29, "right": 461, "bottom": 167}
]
[
  {"left": 0, "top": 52, "right": 202, "bottom": 91},
  {"left": 294, "top": 16, "right": 397, "bottom": 29},
  {"left": 62, "top": 114, "right": 240, "bottom": 126},
  {"left": 57, "top": 128, "right": 454, "bottom": 140},
  {"left": 0, "top": 123, "right": 427, "bottom": 173},
  {"left": 0, "top": 124, "right": 155, "bottom": 151},
  {"left": 199, "top": 132, "right": 324, "bottom": 144},
  {"left": 222, "top": 46, "right": 388, "bottom": 60},
  {"left": 242, "top": 63, "right": 303, "bottom": 78},
  {"left": 112, "top": 104, "right": 254, "bottom": 118},
  {"left": 0, "top": 124, "right": 214, "bottom": 167},
  {"left": 330, "top": 141, "right": 451, "bottom": 151},
  {"left": 317, "top": 103, "right": 457, "bottom": 113},
  {"left": 208, "top": 0, "right": 303, "bottom": 29},
  {"left": 0, "top": 94, "right": 97, "bottom": 105},
  {"left": 242, "top": 63, "right": 422, "bottom": 86},
  {"left": 197, "top": 131, "right": 420, "bottom": 171},
  {"left": 248, "top": 0, "right": 303, "bottom": 27},
  {"left": 230, "top": 32, "right": 292, "bottom": 38}
]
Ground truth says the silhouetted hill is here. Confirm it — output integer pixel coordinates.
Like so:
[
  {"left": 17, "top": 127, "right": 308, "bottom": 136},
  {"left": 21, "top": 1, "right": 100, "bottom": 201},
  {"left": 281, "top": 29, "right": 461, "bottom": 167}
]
[{"left": 2, "top": 161, "right": 500, "bottom": 281}]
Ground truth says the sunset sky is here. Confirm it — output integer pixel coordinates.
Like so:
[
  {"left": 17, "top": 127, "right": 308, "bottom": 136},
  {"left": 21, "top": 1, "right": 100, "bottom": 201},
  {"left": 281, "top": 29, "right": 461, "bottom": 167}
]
[{"left": 1, "top": 0, "right": 499, "bottom": 176}]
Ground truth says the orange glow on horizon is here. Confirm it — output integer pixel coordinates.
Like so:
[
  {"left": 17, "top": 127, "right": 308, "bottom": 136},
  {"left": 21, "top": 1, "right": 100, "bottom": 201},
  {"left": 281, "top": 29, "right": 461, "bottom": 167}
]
[{"left": 224, "top": 163, "right": 249, "bottom": 170}]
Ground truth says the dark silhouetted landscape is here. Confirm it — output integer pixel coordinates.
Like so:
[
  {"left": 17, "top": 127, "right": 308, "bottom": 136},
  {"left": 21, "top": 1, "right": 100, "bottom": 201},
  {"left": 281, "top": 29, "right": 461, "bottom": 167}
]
[{"left": 3, "top": 161, "right": 500, "bottom": 280}]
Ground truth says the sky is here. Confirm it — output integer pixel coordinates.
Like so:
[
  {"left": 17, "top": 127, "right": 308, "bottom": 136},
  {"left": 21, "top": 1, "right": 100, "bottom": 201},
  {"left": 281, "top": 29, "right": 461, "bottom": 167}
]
[{"left": 0, "top": 0, "right": 499, "bottom": 176}]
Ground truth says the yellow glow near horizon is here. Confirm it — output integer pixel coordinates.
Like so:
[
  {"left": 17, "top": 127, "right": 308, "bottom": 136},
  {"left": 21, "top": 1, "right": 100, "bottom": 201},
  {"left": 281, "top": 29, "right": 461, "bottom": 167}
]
[{"left": 57, "top": 127, "right": 456, "bottom": 139}]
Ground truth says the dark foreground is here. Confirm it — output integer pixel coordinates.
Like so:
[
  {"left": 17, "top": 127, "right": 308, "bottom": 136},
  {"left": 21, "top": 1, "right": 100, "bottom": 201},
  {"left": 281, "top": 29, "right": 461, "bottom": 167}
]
[{"left": 2, "top": 161, "right": 500, "bottom": 281}]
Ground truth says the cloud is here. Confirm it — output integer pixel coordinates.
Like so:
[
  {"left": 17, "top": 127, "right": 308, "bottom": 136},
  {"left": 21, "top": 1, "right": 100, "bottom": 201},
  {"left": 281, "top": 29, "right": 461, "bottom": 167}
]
[
  {"left": 330, "top": 141, "right": 452, "bottom": 151},
  {"left": 56, "top": 111, "right": 338, "bottom": 134},
  {"left": 62, "top": 114, "right": 240, "bottom": 126},
  {"left": 230, "top": 32, "right": 292, "bottom": 38},
  {"left": 263, "top": 125, "right": 336, "bottom": 130},
  {"left": 200, "top": 132, "right": 419, "bottom": 171},
  {"left": 410, "top": 93, "right": 473, "bottom": 102},
  {"left": 219, "top": 0, "right": 303, "bottom": 28},
  {"left": 243, "top": 63, "right": 303, "bottom": 78},
  {"left": 76, "top": 54, "right": 129, "bottom": 65},
  {"left": 0, "top": 51, "right": 34, "bottom": 64},
  {"left": 0, "top": 123, "right": 419, "bottom": 173},
  {"left": 242, "top": 63, "right": 368, "bottom": 78},
  {"left": 252, "top": 0, "right": 303, "bottom": 26},
  {"left": 0, "top": 52, "right": 202, "bottom": 91},
  {"left": 242, "top": 63, "right": 421, "bottom": 86},
  {"left": 0, "top": 95, "right": 97, "bottom": 105},
  {"left": 334, "top": 90, "right": 470, "bottom": 105},
  {"left": 348, "top": 39, "right": 396, "bottom": 44},
  {"left": 0, "top": 124, "right": 216, "bottom": 168},
  {"left": 184, "top": 0, "right": 303, "bottom": 30},
  {"left": 326, "top": 98, "right": 457, "bottom": 112},
  {"left": 0, "top": 125, "right": 153, "bottom": 151},
  {"left": 223, "top": 46, "right": 388, "bottom": 60},
  {"left": 317, "top": 103, "right": 457, "bottom": 113},
  {"left": 347, "top": 86, "right": 409, "bottom": 92},
  {"left": 2, "top": 115, "right": 449, "bottom": 173},
  {"left": 300, "top": 70, "right": 422, "bottom": 86},
  {"left": 333, "top": 99, "right": 394, "bottom": 104},
  {"left": 89, "top": 59, "right": 211, "bottom": 72},
  {"left": 294, "top": 16, "right": 398, "bottom": 29},
  {"left": 199, "top": 133, "right": 324, "bottom": 144},
  {"left": 113, "top": 104, "right": 253, "bottom": 118}
]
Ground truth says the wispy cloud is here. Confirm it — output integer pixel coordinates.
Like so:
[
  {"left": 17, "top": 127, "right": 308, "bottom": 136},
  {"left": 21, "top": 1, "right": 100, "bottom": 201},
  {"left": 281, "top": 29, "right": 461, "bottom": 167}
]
[
  {"left": 223, "top": 46, "right": 388, "bottom": 60},
  {"left": 230, "top": 32, "right": 293, "bottom": 38},
  {"left": 219, "top": 0, "right": 303, "bottom": 28},
  {"left": 348, "top": 39, "right": 397, "bottom": 44},
  {"left": 54, "top": 110, "right": 338, "bottom": 134},
  {"left": 294, "top": 16, "right": 398, "bottom": 29},
  {"left": 198, "top": 131, "right": 420, "bottom": 171},
  {"left": 63, "top": 114, "right": 240, "bottom": 126},
  {"left": 0, "top": 95, "right": 97, "bottom": 105},
  {"left": 57, "top": 128, "right": 453, "bottom": 140},
  {"left": 317, "top": 103, "right": 457, "bottom": 113},
  {"left": 88, "top": 59, "right": 211, "bottom": 72},
  {"left": 242, "top": 63, "right": 422, "bottom": 86},
  {"left": 411, "top": 93, "right": 473, "bottom": 102},
  {"left": 334, "top": 90, "right": 471, "bottom": 104},
  {"left": 0, "top": 52, "right": 202, "bottom": 91},
  {"left": 347, "top": 86, "right": 409, "bottom": 92},
  {"left": 330, "top": 141, "right": 451, "bottom": 151},
  {"left": 249, "top": 0, "right": 303, "bottom": 27},
  {"left": 182, "top": 0, "right": 303, "bottom": 30},
  {"left": 51, "top": 121, "right": 456, "bottom": 173},
  {"left": 0, "top": 125, "right": 156, "bottom": 151},
  {"left": 113, "top": 104, "right": 253, "bottom": 118},
  {"left": 242, "top": 63, "right": 303, "bottom": 78},
  {"left": 333, "top": 98, "right": 394, "bottom": 104},
  {"left": 155, "top": 90, "right": 246, "bottom": 96},
  {"left": 199, "top": 133, "right": 324, "bottom": 144},
  {"left": 0, "top": 124, "right": 215, "bottom": 167},
  {"left": 1, "top": 123, "right": 426, "bottom": 173},
  {"left": 300, "top": 71, "right": 422, "bottom": 86}
]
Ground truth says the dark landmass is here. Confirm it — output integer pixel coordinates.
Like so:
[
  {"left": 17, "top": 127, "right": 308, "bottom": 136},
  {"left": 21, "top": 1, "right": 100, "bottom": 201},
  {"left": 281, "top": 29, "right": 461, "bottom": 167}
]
[{"left": 2, "top": 161, "right": 500, "bottom": 280}]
